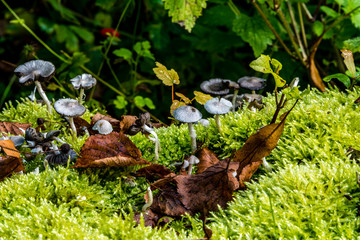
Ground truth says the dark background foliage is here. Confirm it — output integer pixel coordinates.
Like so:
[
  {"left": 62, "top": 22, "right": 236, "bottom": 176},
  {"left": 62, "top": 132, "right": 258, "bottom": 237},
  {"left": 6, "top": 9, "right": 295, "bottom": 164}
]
[{"left": 1, "top": 0, "right": 359, "bottom": 122}]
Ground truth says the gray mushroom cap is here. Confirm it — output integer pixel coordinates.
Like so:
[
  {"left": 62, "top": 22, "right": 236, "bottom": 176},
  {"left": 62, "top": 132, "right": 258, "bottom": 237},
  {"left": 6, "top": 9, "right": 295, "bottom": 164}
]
[
  {"left": 240, "top": 93, "right": 263, "bottom": 103},
  {"left": 92, "top": 119, "right": 113, "bottom": 135},
  {"left": 224, "top": 94, "right": 244, "bottom": 109},
  {"left": 200, "top": 78, "right": 231, "bottom": 96},
  {"left": 54, "top": 98, "right": 86, "bottom": 117},
  {"left": 70, "top": 73, "right": 97, "bottom": 90},
  {"left": 14, "top": 60, "right": 55, "bottom": 85},
  {"left": 237, "top": 76, "right": 266, "bottom": 91},
  {"left": 173, "top": 105, "right": 202, "bottom": 123},
  {"left": 204, "top": 97, "right": 232, "bottom": 115}
]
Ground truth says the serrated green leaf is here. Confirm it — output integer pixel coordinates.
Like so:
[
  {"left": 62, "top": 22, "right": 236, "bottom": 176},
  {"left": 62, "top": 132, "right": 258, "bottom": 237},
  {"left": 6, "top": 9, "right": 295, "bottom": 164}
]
[
  {"left": 144, "top": 98, "right": 156, "bottom": 109},
  {"left": 113, "top": 96, "right": 128, "bottom": 109},
  {"left": 134, "top": 96, "right": 146, "bottom": 108},
  {"left": 113, "top": 48, "right": 133, "bottom": 60},
  {"left": 153, "top": 62, "right": 180, "bottom": 86},
  {"left": 69, "top": 26, "right": 94, "bottom": 43},
  {"left": 232, "top": 13, "right": 275, "bottom": 57},
  {"left": 193, "top": 91, "right": 212, "bottom": 105},
  {"left": 343, "top": 36, "right": 360, "bottom": 53},
  {"left": 162, "top": 0, "right": 207, "bottom": 32},
  {"left": 323, "top": 73, "right": 351, "bottom": 88},
  {"left": 320, "top": 6, "right": 339, "bottom": 18}
]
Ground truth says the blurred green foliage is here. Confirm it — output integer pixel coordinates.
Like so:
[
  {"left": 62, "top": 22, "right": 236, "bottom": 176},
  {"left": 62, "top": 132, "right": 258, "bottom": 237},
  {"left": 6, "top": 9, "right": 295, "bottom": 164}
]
[{"left": 1, "top": 0, "right": 360, "bottom": 122}]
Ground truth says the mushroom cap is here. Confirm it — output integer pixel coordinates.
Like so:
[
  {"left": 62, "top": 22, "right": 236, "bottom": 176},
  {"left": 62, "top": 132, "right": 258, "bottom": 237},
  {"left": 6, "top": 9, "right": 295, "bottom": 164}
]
[
  {"left": 200, "top": 78, "right": 231, "bottom": 96},
  {"left": 92, "top": 119, "right": 113, "bottom": 135},
  {"left": 45, "top": 130, "right": 61, "bottom": 141},
  {"left": 14, "top": 60, "right": 55, "bottom": 85},
  {"left": 173, "top": 105, "right": 202, "bottom": 123},
  {"left": 237, "top": 76, "right": 266, "bottom": 91},
  {"left": 54, "top": 98, "right": 86, "bottom": 117},
  {"left": 204, "top": 97, "right": 232, "bottom": 115},
  {"left": 70, "top": 73, "right": 97, "bottom": 90},
  {"left": 45, "top": 144, "right": 77, "bottom": 166},
  {"left": 239, "top": 93, "right": 263, "bottom": 103},
  {"left": 25, "top": 127, "right": 44, "bottom": 143}
]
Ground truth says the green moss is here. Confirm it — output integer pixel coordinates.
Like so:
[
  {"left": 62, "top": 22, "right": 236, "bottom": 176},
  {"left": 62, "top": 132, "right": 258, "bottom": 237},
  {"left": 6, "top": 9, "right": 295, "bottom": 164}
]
[{"left": 0, "top": 87, "right": 360, "bottom": 238}]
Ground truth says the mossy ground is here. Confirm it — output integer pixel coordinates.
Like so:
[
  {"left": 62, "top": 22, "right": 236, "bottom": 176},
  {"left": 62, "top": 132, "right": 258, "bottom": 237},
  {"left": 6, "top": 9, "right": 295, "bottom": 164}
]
[{"left": 0, "top": 87, "right": 359, "bottom": 239}]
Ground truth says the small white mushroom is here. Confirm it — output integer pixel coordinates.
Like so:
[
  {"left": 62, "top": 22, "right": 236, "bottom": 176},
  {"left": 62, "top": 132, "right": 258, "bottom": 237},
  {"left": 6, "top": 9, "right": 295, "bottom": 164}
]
[
  {"left": 187, "top": 155, "right": 200, "bottom": 175},
  {"left": 142, "top": 187, "right": 153, "bottom": 212},
  {"left": 204, "top": 98, "right": 232, "bottom": 134},
  {"left": 92, "top": 119, "right": 113, "bottom": 135},
  {"left": 70, "top": 73, "right": 97, "bottom": 104}
]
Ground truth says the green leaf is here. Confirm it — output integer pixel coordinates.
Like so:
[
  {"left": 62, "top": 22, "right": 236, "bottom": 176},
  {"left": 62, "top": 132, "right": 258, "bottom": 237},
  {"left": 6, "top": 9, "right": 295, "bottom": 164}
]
[
  {"left": 65, "top": 30, "right": 79, "bottom": 52},
  {"left": 55, "top": 25, "right": 68, "bottom": 43},
  {"left": 323, "top": 73, "right": 351, "bottom": 88},
  {"left": 133, "top": 42, "right": 142, "bottom": 55},
  {"left": 232, "top": 13, "right": 275, "bottom": 57},
  {"left": 153, "top": 62, "right": 180, "bottom": 86},
  {"left": 94, "top": 12, "right": 112, "bottom": 28},
  {"left": 69, "top": 26, "right": 94, "bottom": 43},
  {"left": 113, "top": 48, "right": 133, "bottom": 60},
  {"left": 320, "top": 6, "right": 339, "bottom": 18},
  {"left": 282, "top": 87, "right": 301, "bottom": 100},
  {"left": 134, "top": 96, "right": 146, "bottom": 108},
  {"left": 249, "top": 55, "right": 272, "bottom": 73},
  {"left": 37, "top": 17, "right": 55, "bottom": 34},
  {"left": 113, "top": 96, "right": 128, "bottom": 109},
  {"left": 162, "top": 0, "right": 207, "bottom": 32},
  {"left": 71, "top": 52, "right": 90, "bottom": 67},
  {"left": 250, "top": 55, "right": 286, "bottom": 87},
  {"left": 144, "top": 98, "right": 156, "bottom": 109},
  {"left": 312, "top": 21, "right": 324, "bottom": 36}
]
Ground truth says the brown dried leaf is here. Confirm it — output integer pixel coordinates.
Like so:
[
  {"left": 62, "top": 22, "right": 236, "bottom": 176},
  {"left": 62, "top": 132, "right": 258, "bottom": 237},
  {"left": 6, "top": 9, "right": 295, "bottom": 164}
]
[
  {"left": 238, "top": 160, "right": 263, "bottom": 190},
  {"left": 0, "top": 156, "right": 24, "bottom": 181},
  {"left": 153, "top": 62, "right": 180, "bottom": 86},
  {"left": 0, "top": 122, "right": 31, "bottom": 135},
  {"left": 355, "top": 96, "right": 360, "bottom": 104},
  {"left": 151, "top": 160, "right": 239, "bottom": 217},
  {"left": 309, "top": 37, "right": 326, "bottom": 92},
  {"left": 233, "top": 111, "right": 290, "bottom": 176},
  {"left": 73, "top": 132, "right": 149, "bottom": 168},
  {"left": 0, "top": 140, "right": 20, "bottom": 158},
  {"left": 120, "top": 115, "right": 138, "bottom": 133},
  {"left": 91, "top": 113, "right": 121, "bottom": 132},
  {"left": 196, "top": 147, "right": 219, "bottom": 174},
  {"left": 134, "top": 164, "right": 173, "bottom": 182}
]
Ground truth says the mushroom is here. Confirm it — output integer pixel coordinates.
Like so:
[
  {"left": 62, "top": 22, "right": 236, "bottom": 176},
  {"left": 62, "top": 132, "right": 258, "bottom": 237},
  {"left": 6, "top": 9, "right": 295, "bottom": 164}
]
[
  {"left": 128, "top": 112, "right": 160, "bottom": 161},
  {"left": 223, "top": 80, "right": 241, "bottom": 112},
  {"left": 173, "top": 105, "right": 202, "bottom": 152},
  {"left": 14, "top": 60, "right": 55, "bottom": 114},
  {"left": 54, "top": 98, "right": 86, "bottom": 136},
  {"left": 200, "top": 78, "right": 231, "bottom": 96},
  {"left": 70, "top": 73, "right": 97, "bottom": 104},
  {"left": 45, "top": 143, "right": 77, "bottom": 166},
  {"left": 239, "top": 93, "right": 264, "bottom": 111},
  {"left": 237, "top": 76, "right": 266, "bottom": 94},
  {"left": 187, "top": 155, "right": 200, "bottom": 175},
  {"left": 92, "top": 119, "right": 113, "bottom": 135},
  {"left": 224, "top": 94, "right": 244, "bottom": 111},
  {"left": 204, "top": 97, "right": 232, "bottom": 134}
]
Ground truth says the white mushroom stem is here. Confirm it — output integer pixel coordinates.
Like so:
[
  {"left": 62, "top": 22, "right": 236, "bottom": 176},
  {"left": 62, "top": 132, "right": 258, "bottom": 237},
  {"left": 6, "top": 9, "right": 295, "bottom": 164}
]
[
  {"left": 142, "top": 124, "right": 160, "bottom": 161},
  {"left": 34, "top": 80, "right": 52, "bottom": 114},
  {"left": 142, "top": 187, "right": 153, "bottom": 212},
  {"left": 187, "top": 155, "right": 199, "bottom": 175},
  {"left": 231, "top": 89, "right": 239, "bottom": 112},
  {"left": 78, "top": 88, "right": 85, "bottom": 104},
  {"left": 262, "top": 157, "right": 272, "bottom": 172},
  {"left": 68, "top": 117, "right": 77, "bottom": 136},
  {"left": 214, "top": 114, "right": 222, "bottom": 134},
  {"left": 188, "top": 123, "right": 197, "bottom": 152}
]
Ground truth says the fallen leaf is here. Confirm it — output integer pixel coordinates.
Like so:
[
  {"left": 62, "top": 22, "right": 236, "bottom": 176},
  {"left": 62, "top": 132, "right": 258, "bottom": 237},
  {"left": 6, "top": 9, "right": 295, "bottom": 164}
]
[
  {"left": 309, "top": 37, "right": 326, "bottom": 92},
  {"left": 233, "top": 111, "right": 290, "bottom": 177},
  {"left": 355, "top": 96, "right": 360, "bottom": 104},
  {"left": 0, "top": 156, "right": 24, "bottom": 181},
  {"left": 151, "top": 160, "right": 239, "bottom": 217},
  {"left": 134, "top": 164, "right": 174, "bottom": 182},
  {"left": 120, "top": 115, "right": 138, "bottom": 134},
  {"left": 238, "top": 160, "right": 263, "bottom": 190},
  {"left": 73, "top": 132, "right": 149, "bottom": 168},
  {"left": 196, "top": 147, "right": 219, "bottom": 173},
  {"left": 0, "top": 122, "right": 31, "bottom": 135},
  {"left": 73, "top": 117, "right": 91, "bottom": 134},
  {"left": 0, "top": 140, "right": 20, "bottom": 158}
]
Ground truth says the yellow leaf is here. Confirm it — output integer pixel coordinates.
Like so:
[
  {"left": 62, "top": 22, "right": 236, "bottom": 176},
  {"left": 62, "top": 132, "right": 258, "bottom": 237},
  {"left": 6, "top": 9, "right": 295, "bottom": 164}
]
[
  {"left": 193, "top": 91, "right": 213, "bottom": 105},
  {"left": 153, "top": 62, "right": 180, "bottom": 86},
  {"left": 175, "top": 92, "right": 191, "bottom": 104},
  {"left": 0, "top": 140, "right": 20, "bottom": 159},
  {"left": 170, "top": 100, "right": 186, "bottom": 115}
]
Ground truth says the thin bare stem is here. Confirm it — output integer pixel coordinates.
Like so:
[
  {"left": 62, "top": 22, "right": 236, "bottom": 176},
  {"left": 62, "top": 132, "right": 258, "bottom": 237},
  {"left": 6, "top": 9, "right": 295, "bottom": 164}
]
[
  {"left": 297, "top": 2, "right": 308, "bottom": 50},
  {"left": 250, "top": 0, "right": 296, "bottom": 59}
]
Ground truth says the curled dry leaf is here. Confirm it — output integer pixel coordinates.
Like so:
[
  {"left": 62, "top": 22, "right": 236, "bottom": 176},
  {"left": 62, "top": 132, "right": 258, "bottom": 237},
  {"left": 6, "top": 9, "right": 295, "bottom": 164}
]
[
  {"left": 73, "top": 132, "right": 149, "bottom": 168},
  {"left": 196, "top": 147, "right": 219, "bottom": 174},
  {"left": 120, "top": 115, "right": 138, "bottom": 134},
  {"left": 0, "top": 122, "right": 31, "bottom": 135},
  {"left": 151, "top": 160, "right": 239, "bottom": 218},
  {"left": 134, "top": 164, "right": 173, "bottom": 182},
  {"left": 91, "top": 113, "right": 121, "bottom": 132},
  {"left": 0, "top": 140, "right": 24, "bottom": 181}
]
